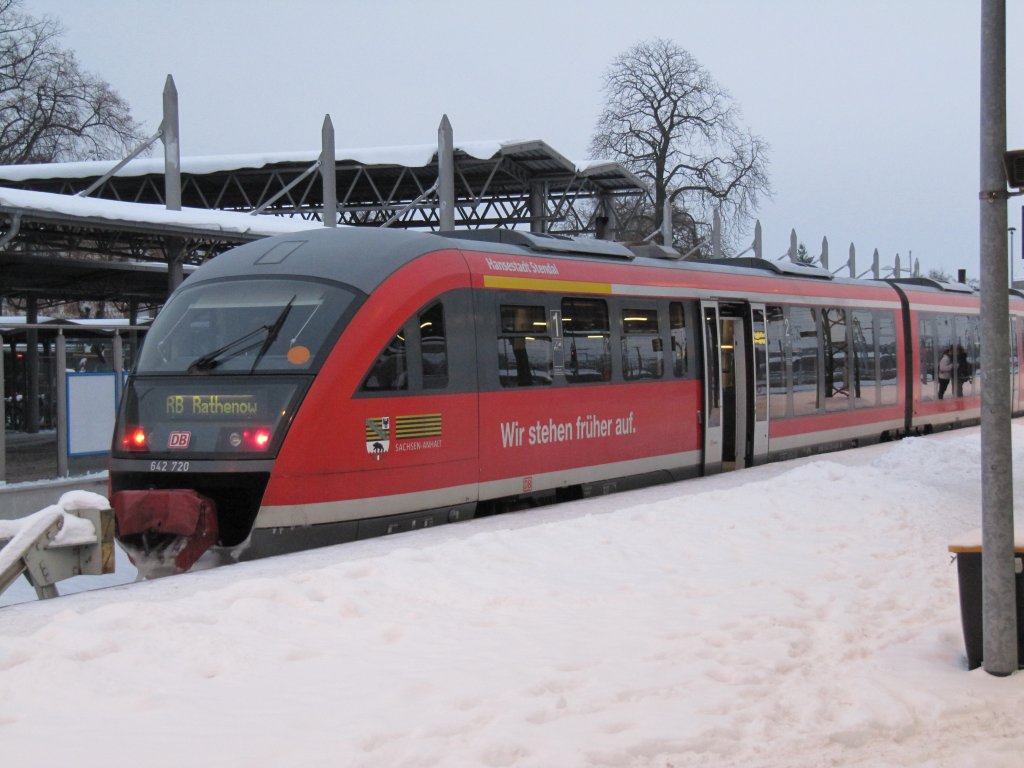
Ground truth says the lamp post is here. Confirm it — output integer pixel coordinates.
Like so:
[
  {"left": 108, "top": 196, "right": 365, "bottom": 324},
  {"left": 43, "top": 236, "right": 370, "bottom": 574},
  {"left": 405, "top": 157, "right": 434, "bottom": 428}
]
[{"left": 1010, "top": 226, "right": 1017, "bottom": 286}]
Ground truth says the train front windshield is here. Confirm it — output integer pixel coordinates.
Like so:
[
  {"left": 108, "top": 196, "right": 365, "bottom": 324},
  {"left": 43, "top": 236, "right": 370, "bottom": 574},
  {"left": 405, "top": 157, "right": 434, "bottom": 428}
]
[
  {"left": 115, "top": 278, "right": 355, "bottom": 459},
  {"left": 137, "top": 278, "right": 355, "bottom": 375}
]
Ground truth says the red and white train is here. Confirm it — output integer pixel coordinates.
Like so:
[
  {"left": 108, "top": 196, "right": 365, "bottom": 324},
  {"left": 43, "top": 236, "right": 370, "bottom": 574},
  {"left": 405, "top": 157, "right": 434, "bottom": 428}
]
[{"left": 109, "top": 227, "right": 1024, "bottom": 574}]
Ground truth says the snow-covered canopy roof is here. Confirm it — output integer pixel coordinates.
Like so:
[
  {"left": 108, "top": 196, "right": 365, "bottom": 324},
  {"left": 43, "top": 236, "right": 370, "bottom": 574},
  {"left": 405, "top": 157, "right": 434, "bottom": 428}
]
[
  {"left": 0, "top": 139, "right": 644, "bottom": 215},
  {"left": 0, "top": 140, "right": 637, "bottom": 187},
  {"left": 0, "top": 186, "right": 320, "bottom": 239},
  {"left": 0, "top": 138, "right": 645, "bottom": 305}
]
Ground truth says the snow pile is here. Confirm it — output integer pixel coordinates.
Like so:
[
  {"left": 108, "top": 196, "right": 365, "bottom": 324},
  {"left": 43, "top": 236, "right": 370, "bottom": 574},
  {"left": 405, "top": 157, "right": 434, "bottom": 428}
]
[{"left": 2, "top": 428, "right": 1024, "bottom": 767}]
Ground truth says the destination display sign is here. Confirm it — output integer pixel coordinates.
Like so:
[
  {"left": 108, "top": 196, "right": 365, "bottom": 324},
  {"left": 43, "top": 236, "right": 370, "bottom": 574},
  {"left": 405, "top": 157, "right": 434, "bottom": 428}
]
[{"left": 165, "top": 394, "right": 260, "bottom": 419}]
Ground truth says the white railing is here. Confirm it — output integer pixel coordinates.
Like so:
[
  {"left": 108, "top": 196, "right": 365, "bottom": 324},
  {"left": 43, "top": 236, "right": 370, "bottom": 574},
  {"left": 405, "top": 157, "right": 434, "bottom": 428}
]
[{"left": 0, "top": 494, "right": 114, "bottom": 600}]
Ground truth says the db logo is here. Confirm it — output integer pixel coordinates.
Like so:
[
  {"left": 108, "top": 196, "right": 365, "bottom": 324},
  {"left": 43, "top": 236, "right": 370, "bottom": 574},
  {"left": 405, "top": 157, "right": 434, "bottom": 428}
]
[{"left": 168, "top": 431, "right": 191, "bottom": 449}]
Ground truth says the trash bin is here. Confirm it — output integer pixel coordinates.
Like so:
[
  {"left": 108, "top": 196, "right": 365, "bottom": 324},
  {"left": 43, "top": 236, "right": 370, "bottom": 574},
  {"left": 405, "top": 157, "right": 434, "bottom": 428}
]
[{"left": 948, "top": 536, "right": 1024, "bottom": 670}]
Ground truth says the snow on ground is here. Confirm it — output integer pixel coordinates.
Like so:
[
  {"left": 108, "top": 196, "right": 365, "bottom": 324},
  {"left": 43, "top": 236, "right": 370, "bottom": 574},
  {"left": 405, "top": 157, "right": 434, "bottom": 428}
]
[{"left": 2, "top": 425, "right": 1024, "bottom": 767}]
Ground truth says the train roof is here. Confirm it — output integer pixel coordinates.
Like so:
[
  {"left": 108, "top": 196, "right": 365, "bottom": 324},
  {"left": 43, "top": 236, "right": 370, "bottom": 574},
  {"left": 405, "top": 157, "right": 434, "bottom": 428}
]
[
  {"left": 182, "top": 227, "right": 443, "bottom": 295},
  {"left": 179, "top": 227, "right": 981, "bottom": 301},
  {"left": 887, "top": 276, "right": 976, "bottom": 294}
]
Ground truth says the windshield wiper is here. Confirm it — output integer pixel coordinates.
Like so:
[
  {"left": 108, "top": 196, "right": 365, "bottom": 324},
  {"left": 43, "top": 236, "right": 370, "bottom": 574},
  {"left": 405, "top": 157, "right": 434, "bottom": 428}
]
[
  {"left": 186, "top": 297, "right": 296, "bottom": 374},
  {"left": 249, "top": 297, "right": 295, "bottom": 373}
]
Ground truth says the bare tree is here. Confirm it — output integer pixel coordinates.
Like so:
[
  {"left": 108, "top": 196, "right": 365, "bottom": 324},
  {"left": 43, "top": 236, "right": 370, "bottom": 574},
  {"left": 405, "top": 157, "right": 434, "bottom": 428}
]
[
  {"left": 590, "top": 39, "right": 770, "bottom": 252},
  {"left": 0, "top": 0, "right": 145, "bottom": 164}
]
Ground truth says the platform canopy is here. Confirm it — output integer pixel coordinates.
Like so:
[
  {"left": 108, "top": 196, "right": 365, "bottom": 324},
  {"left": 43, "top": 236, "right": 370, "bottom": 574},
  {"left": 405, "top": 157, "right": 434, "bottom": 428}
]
[
  {"left": 0, "top": 139, "right": 646, "bottom": 306},
  {"left": 0, "top": 139, "right": 646, "bottom": 230}
]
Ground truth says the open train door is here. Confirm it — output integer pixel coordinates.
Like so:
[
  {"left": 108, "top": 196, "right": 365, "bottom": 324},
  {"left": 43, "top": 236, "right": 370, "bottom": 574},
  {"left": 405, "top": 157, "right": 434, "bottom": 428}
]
[
  {"left": 701, "top": 301, "right": 770, "bottom": 474},
  {"left": 700, "top": 301, "right": 723, "bottom": 474},
  {"left": 748, "top": 303, "right": 770, "bottom": 466}
]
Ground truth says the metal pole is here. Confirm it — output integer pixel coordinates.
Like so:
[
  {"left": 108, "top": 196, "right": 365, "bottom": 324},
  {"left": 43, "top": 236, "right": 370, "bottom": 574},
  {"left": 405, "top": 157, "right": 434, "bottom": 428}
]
[
  {"left": 25, "top": 295, "right": 38, "bottom": 434},
  {"left": 56, "top": 332, "right": 68, "bottom": 478},
  {"left": 712, "top": 209, "right": 722, "bottom": 259},
  {"left": 129, "top": 299, "right": 138, "bottom": 366},
  {"left": 163, "top": 75, "right": 181, "bottom": 212},
  {"left": 112, "top": 332, "right": 123, "bottom": 403},
  {"left": 163, "top": 75, "right": 184, "bottom": 295},
  {"left": 437, "top": 115, "right": 455, "bottom": 231},
  {"left": 1009, "top": 227, "right": 1016, "bottom": 286},
  {"left": 662, "top": 197, "right": 672, "bottom": 246},
  {"left": 166, "top": 238, "right": 184, "bottom": 294},
  {"left": 0, "top": 332, "right": 5, "bottom": 484},
  {"left": 530, "top": 181, "right": 546, "bottom": 234},
  {"left": 595, "top": 194, "right": 608, "bottom": 240},
  {"left": 979, "top": 0, "right": 1016, "bottom": 676},
  {"left": 321, "top": 114, "right": 336, "bottom": 227}
]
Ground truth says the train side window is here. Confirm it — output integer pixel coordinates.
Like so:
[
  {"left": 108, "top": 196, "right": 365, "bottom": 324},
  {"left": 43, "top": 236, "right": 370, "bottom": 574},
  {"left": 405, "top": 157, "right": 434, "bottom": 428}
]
[
  {"left": 669, "top": 302, "right": 688, "bottom": 377},
  {"left": 498, "top": 304, "right": 552, "bottom": 387},
  {"left": 851, "top": 309, "right": 879, "bottom": 407},
  {"left": 766, "top": 305, "right": 790, "bottom": 418},
  {"left": 821, "top": 308, "right": 851, "bottom": 411},
  {"left": 955, "top": 315, "right": 980, "bottom": 398},
  {"left": 361, "top": 329, "right": 408, "bottom": 392},
  {"left": 563, "top": 298, "right": 610, "bottom": 383},
  {"left": 621, "top": 308, "right": 662, "bottom": 380},
  {"left": 419, "top": 302, "right": 448, "bottom": 389},
  {"left": 878, "top": 312, "right": 898, "bottom": 405},
  {"left": 923, "top": 313, "right": 960, "bottom": 401},
  {"left": 789, "top": 306, "right": 819, "bottom": 416},
  {"left": 918, "top": 315, "right": 937, "bottom": 401}
]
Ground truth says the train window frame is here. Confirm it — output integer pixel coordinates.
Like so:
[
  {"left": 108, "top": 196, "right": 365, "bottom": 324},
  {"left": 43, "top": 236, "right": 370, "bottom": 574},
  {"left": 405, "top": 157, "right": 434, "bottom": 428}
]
[
  {"left": 562, "top": 297, "right": 611, "bottom": 384},
  {"left": 360, "top": 326, "right": 409, "bottom": 393},
  {"left": 668, "top": 301, "right": 693, "bottom": 378},
  {"left": 849, "top": 308, "right": 899, "bottom": 408},
  {"left": 418, "top": 301, "right": 449, "bottom": 390},
  {"left": 766, "top": 304, "right": 790, "bottom": 419},
  {"left": 360, "top": 298, "right": 458, "bottom": 395},
  {"left": 788, "top": 305, "right": 821, "bottom": 417},
  {"left": 820, "top": 307, "right": 852, "bottom": 412},
  {"left": 620, "top": 304, "right": 663, "bottom": 381},
  {"left": 877, "top": 311, "right": 899, "bottom": 405},
  {"left": 917, "top": 311, "right": 979, "bottom": 401},
  {"left": 497, "top": 303, "right": 553, "bottom": 388},
  {"left": 851, "top": 308, "right": 880, "bottom": 407}
]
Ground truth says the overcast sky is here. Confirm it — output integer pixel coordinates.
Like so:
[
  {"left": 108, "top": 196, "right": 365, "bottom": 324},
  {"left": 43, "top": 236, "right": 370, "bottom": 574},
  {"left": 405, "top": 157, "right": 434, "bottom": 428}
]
[{"left": 21, "top": 0, "right": 1024, "bottom": 279}]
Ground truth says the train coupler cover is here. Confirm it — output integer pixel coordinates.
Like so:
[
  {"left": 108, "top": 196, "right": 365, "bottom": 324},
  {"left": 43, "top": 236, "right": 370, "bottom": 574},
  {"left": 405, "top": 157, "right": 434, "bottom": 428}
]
[{"left": 111, "top": 489, "right": 219, "bottom": 575}]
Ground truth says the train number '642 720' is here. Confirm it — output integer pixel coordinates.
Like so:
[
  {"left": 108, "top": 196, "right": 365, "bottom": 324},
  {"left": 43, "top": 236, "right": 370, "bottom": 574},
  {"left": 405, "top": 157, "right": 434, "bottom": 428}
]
[{"left": 149, "top": 460, "right": 191, "bottom": 473}]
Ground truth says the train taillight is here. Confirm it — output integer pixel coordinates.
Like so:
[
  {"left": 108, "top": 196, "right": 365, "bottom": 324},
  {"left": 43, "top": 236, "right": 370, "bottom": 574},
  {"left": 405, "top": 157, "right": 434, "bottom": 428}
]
[
  {"left": 229, "top": 427, "right": 273, "bottom": 451},
  {"left": 122, "top": 426, "right": 149, "bottom": 451},
  {"left": 248, "top": 428, "right": 272, "bottom": 449}
]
